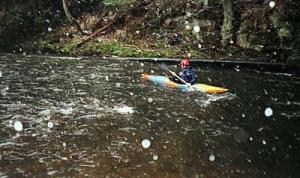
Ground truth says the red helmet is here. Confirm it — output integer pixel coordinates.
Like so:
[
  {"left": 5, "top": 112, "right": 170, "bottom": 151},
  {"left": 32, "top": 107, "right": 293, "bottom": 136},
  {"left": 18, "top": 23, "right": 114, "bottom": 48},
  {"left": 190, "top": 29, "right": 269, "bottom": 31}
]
[{"left": 180, "top": 58, "right": 190, "bottom": 68}]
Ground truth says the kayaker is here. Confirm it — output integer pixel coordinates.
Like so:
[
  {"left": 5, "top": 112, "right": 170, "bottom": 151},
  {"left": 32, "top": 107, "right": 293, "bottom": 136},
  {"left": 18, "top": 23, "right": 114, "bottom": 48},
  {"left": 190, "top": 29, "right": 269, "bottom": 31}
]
[
  {"left": 179, "top": 58, "right": 198, "bottom": 84},
  {"left": 170, "top": 58, "right": 198, "bottom": 85}
]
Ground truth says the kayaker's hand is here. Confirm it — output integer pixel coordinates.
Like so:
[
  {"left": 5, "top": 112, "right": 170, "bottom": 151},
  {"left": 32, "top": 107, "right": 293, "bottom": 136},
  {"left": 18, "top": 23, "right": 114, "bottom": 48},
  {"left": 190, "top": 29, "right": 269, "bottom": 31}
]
[{"left": 186, "top": 83, "right": 194, "bottom": 91}]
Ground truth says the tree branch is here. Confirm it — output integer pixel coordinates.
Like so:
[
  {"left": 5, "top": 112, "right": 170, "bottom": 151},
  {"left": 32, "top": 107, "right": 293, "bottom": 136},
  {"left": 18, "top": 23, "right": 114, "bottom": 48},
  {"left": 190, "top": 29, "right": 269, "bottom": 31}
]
[
  {"left": 77, "top": 13, "right": 118, "bottom": 46},
  {"left": 62, "top": 0, "right": 86, "bottom": 36}
]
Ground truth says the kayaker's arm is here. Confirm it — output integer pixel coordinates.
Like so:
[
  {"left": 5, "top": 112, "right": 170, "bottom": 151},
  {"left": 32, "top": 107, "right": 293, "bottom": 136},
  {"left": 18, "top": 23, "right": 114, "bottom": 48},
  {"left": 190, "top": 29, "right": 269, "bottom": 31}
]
[{"left": 159, "top": 63, "right": 194, "bottom": 91}]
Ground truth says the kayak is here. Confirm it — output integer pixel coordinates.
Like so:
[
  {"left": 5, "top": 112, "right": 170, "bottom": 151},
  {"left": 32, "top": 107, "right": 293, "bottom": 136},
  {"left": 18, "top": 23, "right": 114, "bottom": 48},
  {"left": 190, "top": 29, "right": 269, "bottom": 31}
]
[{"left": 141, "top": 73, "right": 228, "bottom": 94}]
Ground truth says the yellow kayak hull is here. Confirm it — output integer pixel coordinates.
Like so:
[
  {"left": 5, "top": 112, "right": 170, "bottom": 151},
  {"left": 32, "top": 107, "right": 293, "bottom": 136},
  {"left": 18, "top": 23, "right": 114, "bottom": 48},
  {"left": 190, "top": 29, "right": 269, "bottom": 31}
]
[{"left": 141, "top": 74, "right": 228, "bottom": 94}]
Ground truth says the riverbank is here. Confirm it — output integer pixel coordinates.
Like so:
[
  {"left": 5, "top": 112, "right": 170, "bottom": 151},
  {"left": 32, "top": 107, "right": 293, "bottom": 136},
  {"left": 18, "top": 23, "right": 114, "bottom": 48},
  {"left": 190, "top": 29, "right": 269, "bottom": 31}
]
[{"left": 1, "top": 0, "right": 299, "bottom": 66}]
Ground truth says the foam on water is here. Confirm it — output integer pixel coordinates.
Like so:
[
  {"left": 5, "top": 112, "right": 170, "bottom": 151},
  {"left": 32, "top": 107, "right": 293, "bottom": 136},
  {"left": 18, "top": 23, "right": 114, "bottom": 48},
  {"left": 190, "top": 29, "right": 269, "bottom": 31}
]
[
  {"left": 113, "top": 105, "right": 134, "bottom": 114},
  {"left": 195, "top": 92, "right": 236, "bottom": 107}
]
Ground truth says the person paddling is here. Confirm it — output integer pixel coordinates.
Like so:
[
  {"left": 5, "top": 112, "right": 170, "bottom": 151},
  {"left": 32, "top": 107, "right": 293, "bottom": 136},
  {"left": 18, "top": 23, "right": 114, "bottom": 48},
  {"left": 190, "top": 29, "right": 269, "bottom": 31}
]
[
  {"left": 169, "top": 57, "right": 198, "bottom": 86},
  {"left": 179, "top": 58, "right": 198, "bottom": 85}
]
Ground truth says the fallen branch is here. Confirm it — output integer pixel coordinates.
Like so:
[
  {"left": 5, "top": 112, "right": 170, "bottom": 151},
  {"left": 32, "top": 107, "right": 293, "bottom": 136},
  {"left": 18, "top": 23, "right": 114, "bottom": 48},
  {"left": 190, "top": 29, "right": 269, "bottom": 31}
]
[{"left": 77, "top": 13, "right": 118, "bottom": 46}]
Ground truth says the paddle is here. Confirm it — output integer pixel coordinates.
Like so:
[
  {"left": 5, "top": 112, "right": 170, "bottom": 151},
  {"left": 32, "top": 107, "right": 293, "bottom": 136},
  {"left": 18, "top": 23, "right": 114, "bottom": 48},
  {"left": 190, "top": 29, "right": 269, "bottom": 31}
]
[{"left": 159, "top": 63, "right": 194, "bottom": 91}]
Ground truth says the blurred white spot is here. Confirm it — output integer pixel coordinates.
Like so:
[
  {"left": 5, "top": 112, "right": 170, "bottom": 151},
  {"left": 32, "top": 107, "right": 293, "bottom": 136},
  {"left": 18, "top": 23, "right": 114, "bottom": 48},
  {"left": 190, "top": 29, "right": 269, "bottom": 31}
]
[
  {"left": 234, "top": 67, "right": 240, "bottom": 72},
  {"left": 230, "top": 40, "right": 234, "bottom": 44},
  {"left": 242, "top": 114, "right": 245, "bottom": 118},
  {"left": 140, "top": 63, "right": 144, "bottom": 67},
  {"left": 114, "top": 105, "right": 134, "bottom": 114},
  {"left": 249, "top": 137, "right": 253, "bottom": 141},
  {"left": 136, "top": 30, "right": 140, "bottom": 34},
  {"left": 129, "top": 92, "right": 134, "bottom": 96},
  {"left": 187, "top": 53, "right": 191, "bottom": 57},
  {"left": 0, "top": 71, "right": 2, "bottom": 77},
  {"left": 269, "top": 1, "right": 275, "bottom": 8},
  {"left": 116, "top": 83, "right": 121, "bottom": 88},
  {"left": 142, "top": 139, "right": 151, "bottom": 149},
  {"left": 153, "top": 155, "right": 158, "bottom": 160},
  {"left": 47, "top": 170, "right": 58, "bottom": 176},
  {"left": 198, "top": 44, "right": 202, "bottom": 48},
  {"left": 150, "top": 70, "right": 154, "bottom": 74},
  {"left": 186, "top": 12, "right": 192, "bottom": 17},
  {"left": 209, "top": 154, "right": 215, "bottom": 161},
  {"left": 9, "top": 120, "right": 13, "bottom": 127},
  {"left": 264, "top": 107, "right": 273, "bottom": 117},
  {"left": 105, "top": 76, "right": 109, "bottom": 81},
  {"left": 40, "top": 109, "right": 51, "bottom": 116},
  {"left": 63, "top": 142, "right": 66, "bottom": 147},
  {"left": 48, "top": 27, "right": 53, "bottom": 32},
  {"left": 193, "top": 26, "right": 200, "bottom": 33},
  {"left": 14, "top": 133, "right": 20, "bottom": 139},
  {"left": 48, "top": 121, "right": 54, "bottom": 129},
  {"left": 185, "top": 25, "right": 191, "bottom": 30},
  {"left": 262, "top": 140, "right": 267, "bottom": 145},
  {"left": 58, "top": 107, "right": 73, "bottom": 116},
  {"left": 147, "top": 98, "right": 153, "bottom": 103},
  {"left": 14, "top": 121, "right": 23, "bottom": 132}
]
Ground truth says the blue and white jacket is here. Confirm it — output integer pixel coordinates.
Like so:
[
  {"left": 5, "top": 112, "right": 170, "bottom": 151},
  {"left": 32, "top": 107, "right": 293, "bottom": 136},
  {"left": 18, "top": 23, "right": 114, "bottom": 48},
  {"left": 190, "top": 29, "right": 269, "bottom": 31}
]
[{"left": 179, "top": 67, "right": 198, "bottom": 84}]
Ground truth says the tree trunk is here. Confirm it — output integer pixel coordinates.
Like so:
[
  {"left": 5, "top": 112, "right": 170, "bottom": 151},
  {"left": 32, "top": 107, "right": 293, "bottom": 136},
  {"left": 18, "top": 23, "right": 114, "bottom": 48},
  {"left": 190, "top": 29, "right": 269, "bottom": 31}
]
[
  {"left": 221, "top": 0, "right": 233, "bottom": 47},
  {"left": 62, "top": 0, "right": 86, "bottom": 36}
]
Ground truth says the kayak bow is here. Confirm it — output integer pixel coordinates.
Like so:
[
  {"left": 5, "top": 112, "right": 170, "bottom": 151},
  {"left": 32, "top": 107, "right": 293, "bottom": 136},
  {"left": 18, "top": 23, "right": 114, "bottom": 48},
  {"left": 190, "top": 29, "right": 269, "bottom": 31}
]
[{"left": 141, "top": 73, "right": 228, "bottom": 94}]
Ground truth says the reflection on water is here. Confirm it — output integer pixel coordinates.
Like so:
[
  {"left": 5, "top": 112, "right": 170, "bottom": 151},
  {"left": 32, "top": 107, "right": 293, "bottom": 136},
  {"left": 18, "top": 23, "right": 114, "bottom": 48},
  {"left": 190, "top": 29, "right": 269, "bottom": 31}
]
[{"left": 0, "top": 54, "right": 299, "bottom": 177}]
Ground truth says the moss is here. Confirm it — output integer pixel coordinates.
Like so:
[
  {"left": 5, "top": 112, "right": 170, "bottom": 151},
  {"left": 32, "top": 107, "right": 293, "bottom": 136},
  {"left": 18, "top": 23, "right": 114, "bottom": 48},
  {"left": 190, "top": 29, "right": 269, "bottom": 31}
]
[
  {"left": 30, "top": 29, "right": 208, "bottom": 58},
  {"left": 61, "top": 40, "right": 78, "bottom": 53}
]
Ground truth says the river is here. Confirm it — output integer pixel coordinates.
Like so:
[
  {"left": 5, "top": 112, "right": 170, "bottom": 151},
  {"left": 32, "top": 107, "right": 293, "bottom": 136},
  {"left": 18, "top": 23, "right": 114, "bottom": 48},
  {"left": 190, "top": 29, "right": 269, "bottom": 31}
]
[{"left": 0, "top": 54, "right": 299, "bottom": 177}]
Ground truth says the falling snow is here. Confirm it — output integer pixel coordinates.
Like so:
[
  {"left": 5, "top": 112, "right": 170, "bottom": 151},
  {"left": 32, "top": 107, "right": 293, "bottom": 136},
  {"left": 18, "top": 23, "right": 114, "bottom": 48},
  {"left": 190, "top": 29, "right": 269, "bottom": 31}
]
[
  {"left": 264, "top": 107, "right": 273, "bottom": 117},
  {"left": 147, "top": 98, "right": 153, "bottom": 103},
  {"left": 269, "top": 1, "right": 276, "bottom": 8},
  {"left": 193, "top": 26, "right": 200, "bottom": 33},
  {"left": 142, "top": 139, "right": 151, "bottom": 149},
  {"left": 209, "top": 154, "right": 215, "bottom": 161},
  {"left": 14, "top": 121, "right": 23, "bottom": 132},
  {"left": 47, "top": 121, "right": 54, "bottom": 129}
]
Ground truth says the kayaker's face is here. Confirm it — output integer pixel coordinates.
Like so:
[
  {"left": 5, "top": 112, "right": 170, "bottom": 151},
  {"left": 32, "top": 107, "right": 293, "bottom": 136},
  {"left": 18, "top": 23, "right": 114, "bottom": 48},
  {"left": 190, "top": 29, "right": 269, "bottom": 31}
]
[{"left": 180, "top": 65, "right": 188, "bottom": 69}]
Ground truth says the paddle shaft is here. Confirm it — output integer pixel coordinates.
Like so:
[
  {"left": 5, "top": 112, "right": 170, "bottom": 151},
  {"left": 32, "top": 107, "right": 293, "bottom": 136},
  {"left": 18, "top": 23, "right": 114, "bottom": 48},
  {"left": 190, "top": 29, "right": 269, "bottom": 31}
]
[{"left": 160, "top": 64, "right": 194, "bottom": 90}]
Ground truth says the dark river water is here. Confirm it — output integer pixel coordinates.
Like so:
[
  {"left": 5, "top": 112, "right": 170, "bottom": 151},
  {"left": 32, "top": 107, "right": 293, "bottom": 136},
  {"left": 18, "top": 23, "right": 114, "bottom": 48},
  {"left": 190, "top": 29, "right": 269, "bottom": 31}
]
[{"left": 0, "top": 54, "right": 299, "bottom": 178}]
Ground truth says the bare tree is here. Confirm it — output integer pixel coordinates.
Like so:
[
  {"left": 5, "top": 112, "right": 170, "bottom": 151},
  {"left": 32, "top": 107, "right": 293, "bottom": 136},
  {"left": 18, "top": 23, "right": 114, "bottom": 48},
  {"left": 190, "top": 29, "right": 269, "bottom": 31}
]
[{"left": 62, "top": 0, "right": 86, "bottom": 36}]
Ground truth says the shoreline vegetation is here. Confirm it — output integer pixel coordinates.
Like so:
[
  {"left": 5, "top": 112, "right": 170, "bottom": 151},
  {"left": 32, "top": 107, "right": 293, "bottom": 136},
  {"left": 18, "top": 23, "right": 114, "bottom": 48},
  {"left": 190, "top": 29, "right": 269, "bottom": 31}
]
[{"left": 0, "top": 0, "right": 299, "bottom": 65}]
